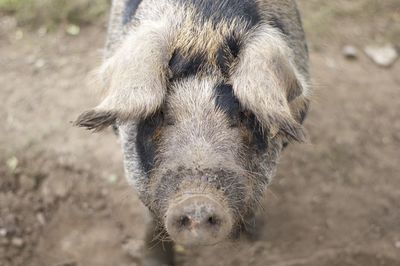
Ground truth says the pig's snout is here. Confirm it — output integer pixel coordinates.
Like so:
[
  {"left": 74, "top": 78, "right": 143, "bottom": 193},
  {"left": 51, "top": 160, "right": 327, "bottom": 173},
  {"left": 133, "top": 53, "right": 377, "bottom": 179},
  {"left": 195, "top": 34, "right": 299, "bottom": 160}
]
[{"left": 165, "top": 194, "right": 232, "bottom": 246}]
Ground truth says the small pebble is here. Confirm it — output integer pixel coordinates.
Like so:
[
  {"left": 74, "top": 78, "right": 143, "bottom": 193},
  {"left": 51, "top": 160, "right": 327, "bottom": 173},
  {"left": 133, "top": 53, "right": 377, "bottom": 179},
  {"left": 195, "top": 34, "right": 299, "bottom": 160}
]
[
  {"left": 38, "top": 26, "right": 47, "bottom": 37},
  {"left": 37, "top": 212, "right": 46, "bottom": 226},
  {"left": 175, "top": 244, "right": 186, "bottom": 254},
  {"left": 342, "top": 45, "right": 358, "bottom": 59},
  {"left": 66, "top": 24, "right": 80, "bottom": 36},
  {"left": 395, "top": 241, "right": 400, "bottom": 249},
  {"left": 325, "top": 57, "right": 337, "bottom": 69},
  {"left": 6, "top": 156, "right": 18, "bottom": 172},
  {"left": 105, "top": 174, "right": 119, "bottom": 184},
  {"left": 34, "top": 59, "right": 46, "bottom": 69},
  {"left": 122, "top": 239, "right": 144, "bottom": 260},
  {"left": 364, "top": 44, "right": 398, "bottom": 67},
  {"left": 0, "top": 228, "right": 7, "bottom": 237},
  {"left": 15, "top": 29, "right": 23, "bottom": 40},
  {"left": 41, "top": 176, "right": 72, "bottom": 204},
  {"left": 11, "top": 237, "right": 24, "bottom": 247}
]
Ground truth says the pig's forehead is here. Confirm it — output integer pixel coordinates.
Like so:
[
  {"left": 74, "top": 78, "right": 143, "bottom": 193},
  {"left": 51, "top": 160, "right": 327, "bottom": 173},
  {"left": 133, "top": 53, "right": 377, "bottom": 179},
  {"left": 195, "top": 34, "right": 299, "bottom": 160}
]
[
  {"left": 166, "top": 76, "right": 234, "bottom": 119},
  {"left": 168, "top": 76, "right": 218, "bottom": 107}
]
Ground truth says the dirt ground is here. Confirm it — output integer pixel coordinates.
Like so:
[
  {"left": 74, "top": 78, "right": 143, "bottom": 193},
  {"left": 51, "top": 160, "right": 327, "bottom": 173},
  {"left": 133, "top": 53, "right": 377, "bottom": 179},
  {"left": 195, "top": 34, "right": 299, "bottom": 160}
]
[{"left": 1, "top": 1, "right": 400, "bottom": 266}]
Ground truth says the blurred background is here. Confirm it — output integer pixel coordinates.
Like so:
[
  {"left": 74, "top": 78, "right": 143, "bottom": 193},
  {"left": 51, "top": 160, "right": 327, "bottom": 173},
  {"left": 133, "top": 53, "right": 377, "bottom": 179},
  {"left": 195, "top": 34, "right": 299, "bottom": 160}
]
[{"left": 0, "top": 0, "right": 399, "bottom": 265}]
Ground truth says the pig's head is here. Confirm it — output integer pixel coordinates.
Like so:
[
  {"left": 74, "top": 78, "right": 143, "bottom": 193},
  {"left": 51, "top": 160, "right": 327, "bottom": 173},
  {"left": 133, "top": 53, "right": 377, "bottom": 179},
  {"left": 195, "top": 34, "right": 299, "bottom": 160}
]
[{"left": 75, "top": 22, "right": 309, "bottom": 246}]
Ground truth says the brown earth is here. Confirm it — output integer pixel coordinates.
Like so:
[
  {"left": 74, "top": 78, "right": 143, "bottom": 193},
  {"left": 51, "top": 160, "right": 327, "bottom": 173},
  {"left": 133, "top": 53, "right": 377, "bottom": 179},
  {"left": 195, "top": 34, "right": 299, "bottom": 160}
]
[{"left": 1, "top": 1, "right": 400, "bottom": 266}]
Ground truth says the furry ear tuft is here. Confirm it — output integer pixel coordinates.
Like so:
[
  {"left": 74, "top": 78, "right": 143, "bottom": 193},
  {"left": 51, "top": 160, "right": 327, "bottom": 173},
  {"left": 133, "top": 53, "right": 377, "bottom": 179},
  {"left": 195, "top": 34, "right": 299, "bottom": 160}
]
[
  {"left": 78, "top": 20, "right": 173, "bottom": 128},
  {"left": 267, "top": 113, "right": 307, "bottom": 142},
  {"left": 74, "top": 110, "right": 118, "bottom": 132}
]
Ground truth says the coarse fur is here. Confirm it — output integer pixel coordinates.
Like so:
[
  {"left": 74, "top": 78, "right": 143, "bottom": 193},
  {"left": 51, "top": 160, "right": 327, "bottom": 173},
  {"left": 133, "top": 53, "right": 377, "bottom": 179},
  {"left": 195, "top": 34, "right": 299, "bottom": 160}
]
[
  {"left": 75, "top": 0, "right": 311, "bottom": 264},
  {"left": 230, "top": 24, "right": 309, "bottom": 141}
]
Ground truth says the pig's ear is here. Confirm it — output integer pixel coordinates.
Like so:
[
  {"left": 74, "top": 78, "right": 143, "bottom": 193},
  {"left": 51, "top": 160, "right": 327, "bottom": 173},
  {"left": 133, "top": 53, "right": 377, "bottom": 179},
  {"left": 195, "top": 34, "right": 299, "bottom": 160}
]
[
  {"left": 231, "top": 26, "right": 310, "bottom": 142},
  {"left": 74, "top": 109, "right": 118, "bottom": 132},
  {"left": 75, "top": 22, "right": 173, "bottom": 131}
]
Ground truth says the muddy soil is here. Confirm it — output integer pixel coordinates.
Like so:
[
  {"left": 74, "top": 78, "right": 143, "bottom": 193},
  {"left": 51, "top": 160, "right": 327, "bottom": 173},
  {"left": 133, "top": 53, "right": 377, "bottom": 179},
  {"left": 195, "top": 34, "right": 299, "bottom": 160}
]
[{"left": 1, "top": 2, "right": 399, "bottom": 266}]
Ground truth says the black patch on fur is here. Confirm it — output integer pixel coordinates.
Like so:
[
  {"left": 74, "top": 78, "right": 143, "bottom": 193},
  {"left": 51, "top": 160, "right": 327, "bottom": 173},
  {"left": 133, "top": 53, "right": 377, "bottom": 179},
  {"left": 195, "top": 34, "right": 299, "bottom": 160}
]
[
  {"left": 268, "top": 14, "right": 288, "bottom": 35},
  {"left": 214, "top": 84, "right": 240, "bottom": 126},
  {"left": 169, "top": 50, "right": 206, "bottom": 80},
  {"left": 123, "top": 0, "right": 143, "bottom": 25},
  {"left": 212, "top": 84, "right": 269, "bottom": 151},
  {"left": 178, "top": 0, "right": 260, "bottom": 27},
  {"left": 74, "top": 110, "right": 117, "bottom": 132},
  {"left": 216, "top": 47, "right": 231, "bottom": 77},
  {"left": 226, "top": 35, "right": 241, "bottom": 58},
  {"left": 216, "top": 35, "right": 241, "bottom": 77},
  {"left": 213, "top": 83, "right": 269, "bottom": 151},
  {"left": 216, "top": 34, "right": 240, "bottom": 78},
  {"left": 136, "top": 112, "right": 163, "bottom": 173},
  {"left": 240, "top": 111, "right": 268, "bottom": 152}
]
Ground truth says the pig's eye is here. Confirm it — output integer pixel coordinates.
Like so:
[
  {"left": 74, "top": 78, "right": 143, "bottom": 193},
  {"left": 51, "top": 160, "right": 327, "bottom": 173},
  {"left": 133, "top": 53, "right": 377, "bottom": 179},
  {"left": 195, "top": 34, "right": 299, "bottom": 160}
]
[{"left": 112, "top": 122, "right": 119, "bottom": 136}]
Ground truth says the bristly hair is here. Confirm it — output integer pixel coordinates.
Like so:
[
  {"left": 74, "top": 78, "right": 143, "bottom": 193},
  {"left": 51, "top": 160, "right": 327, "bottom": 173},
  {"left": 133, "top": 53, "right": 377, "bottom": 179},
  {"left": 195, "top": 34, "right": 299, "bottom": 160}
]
[
  {"left": 74, "top": 110, "right": 118, "bottom": 132},
  {"left": 267, "top": 113, "right": 307, "bottom": 143}
]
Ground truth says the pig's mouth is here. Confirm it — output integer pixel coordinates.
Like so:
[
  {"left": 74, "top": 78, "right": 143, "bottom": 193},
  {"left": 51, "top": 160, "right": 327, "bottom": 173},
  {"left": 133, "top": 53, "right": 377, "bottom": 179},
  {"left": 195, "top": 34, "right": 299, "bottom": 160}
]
[{"left": 165, "top": 193, "right": 233, "bottom": 246}]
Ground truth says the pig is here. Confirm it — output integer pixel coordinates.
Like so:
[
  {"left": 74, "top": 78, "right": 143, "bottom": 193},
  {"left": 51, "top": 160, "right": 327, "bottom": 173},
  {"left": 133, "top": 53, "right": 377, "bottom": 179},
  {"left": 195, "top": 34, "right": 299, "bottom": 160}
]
[{"left": 75, "top": 0, "right": 310, "bottom": 265}]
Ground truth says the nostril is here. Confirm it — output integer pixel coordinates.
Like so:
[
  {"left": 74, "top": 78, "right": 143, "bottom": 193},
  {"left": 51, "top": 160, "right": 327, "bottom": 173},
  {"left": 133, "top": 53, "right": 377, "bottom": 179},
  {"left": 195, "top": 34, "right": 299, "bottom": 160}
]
[
  {"left": 179, "top": 215, "right": 191, "bottom": 228},
  {"left": 166, "top": 195, "right": 233, "bottom": 246},
  {"left": 206, "top": 215, "right": 219, "bottom": 226}
]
